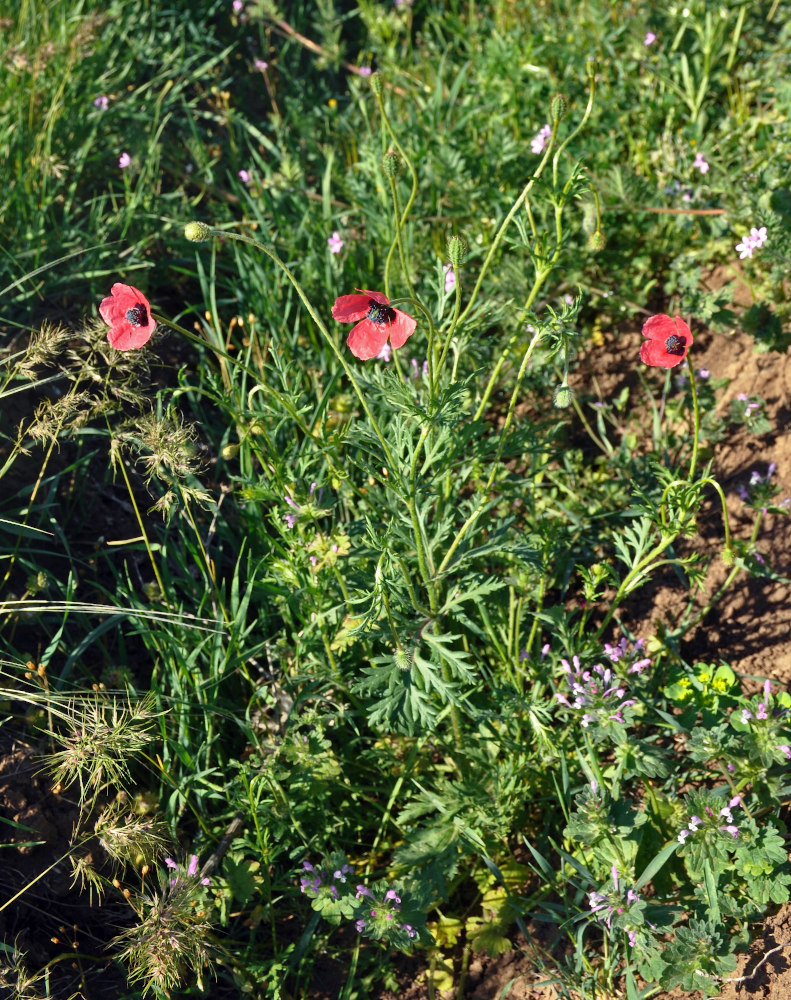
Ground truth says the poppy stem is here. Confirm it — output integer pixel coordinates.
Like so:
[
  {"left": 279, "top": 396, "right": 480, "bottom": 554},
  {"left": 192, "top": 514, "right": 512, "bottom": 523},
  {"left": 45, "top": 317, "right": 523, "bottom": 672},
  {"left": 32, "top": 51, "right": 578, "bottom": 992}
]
[
  {"left": 192, "top": 230, "right": 401, "bottom": 488},
  {"left": 437, "top": 325, "right": 544, "bottom": 578},
  {"left": 686, "top": 353, "right": 700, "bottom": 481},
  {"left": 375, "top": 92, "right": 419, "bottom": 285}
]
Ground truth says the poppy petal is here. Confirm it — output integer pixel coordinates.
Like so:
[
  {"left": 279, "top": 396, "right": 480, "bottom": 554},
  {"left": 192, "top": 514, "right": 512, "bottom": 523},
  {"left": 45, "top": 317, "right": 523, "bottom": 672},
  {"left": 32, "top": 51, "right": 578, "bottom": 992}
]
[
  {"left": 347, "top": 319, "right": 389, "bottom": 360},
  {"left": 332, "top": 294, "right": 374, "bottom": 323},
  {"left": 387, "top": 308, "right": 417, "bottom": 350},
  {"left": 641, "top": 313, "right": 678, "bottom": 343},
  {"left": 100, "top": 283, "right": 156, "bottom": 351},
  {"left": 640, "top": 338, "right": 684, "bottom": 368}
]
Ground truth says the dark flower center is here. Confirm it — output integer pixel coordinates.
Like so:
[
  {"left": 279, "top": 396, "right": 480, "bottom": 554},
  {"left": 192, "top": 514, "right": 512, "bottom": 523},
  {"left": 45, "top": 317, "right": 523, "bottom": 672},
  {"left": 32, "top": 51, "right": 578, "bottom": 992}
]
[
  {"left": 665, "top": 334, "right": 685, "bottom": 355},
  {"left": 126, "top": 303, "right": 148, "bottom": 327},
  {"left": 366, "top": 300, "right": 396, "bottom": 325}
]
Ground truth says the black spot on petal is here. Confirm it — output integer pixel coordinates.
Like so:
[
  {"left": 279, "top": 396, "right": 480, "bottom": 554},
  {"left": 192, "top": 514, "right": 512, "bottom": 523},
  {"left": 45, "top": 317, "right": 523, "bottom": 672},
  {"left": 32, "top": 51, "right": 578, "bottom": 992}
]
[
  {"left": 665, "top": 334, "right": 685, "bottom": 355},
  {"left": 366, "top": 300, "right": 396, "bottom": 325},
  {"left": 126, "top": 303, "right": 148, "bottom": 327}
]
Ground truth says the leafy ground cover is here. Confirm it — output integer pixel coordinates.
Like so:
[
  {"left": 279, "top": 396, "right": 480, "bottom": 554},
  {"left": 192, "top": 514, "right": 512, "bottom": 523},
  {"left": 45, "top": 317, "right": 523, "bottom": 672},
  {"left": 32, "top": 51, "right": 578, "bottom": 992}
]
[{"left": 1, "top": 1, "right": 790, "bottom": 998}]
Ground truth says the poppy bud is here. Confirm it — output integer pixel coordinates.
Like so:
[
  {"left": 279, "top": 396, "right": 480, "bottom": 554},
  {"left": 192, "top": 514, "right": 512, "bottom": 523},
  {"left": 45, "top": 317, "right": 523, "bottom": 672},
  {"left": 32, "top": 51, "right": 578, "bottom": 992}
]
[
  {"left": 370, "top": 72, "right": 384, "bottom": 96},
  {"left": 382, "top": 150, "right": 402, "bottom": 178},
  {"left": 553, "top": 384, "right": 575, "bottom": 408},
  {"left": 394, "top": 649, "right": 412, "bottom": 671},
  {"left": 221, "top": 443, "right": 239, "bottom": 460},
  {"left": 550, "top": 94, "right": 568, "bottom": 122},
  {"left": 184, "top": 221, "right": 212, "bottom": 242},
  {"left": 587, "top": 230, "right": 607, "bottom": 251},
  {"left": 447, "top": 234, "right": 468, "bottom": 267}
]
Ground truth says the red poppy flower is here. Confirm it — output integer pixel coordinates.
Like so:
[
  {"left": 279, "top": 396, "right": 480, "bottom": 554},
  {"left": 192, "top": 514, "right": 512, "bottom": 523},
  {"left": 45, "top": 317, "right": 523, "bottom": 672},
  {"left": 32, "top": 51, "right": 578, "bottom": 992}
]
[
  {"left": 99, "top": 283, "right": 156, "bottom": 351},
  {"left": 331, "top": 290, "right": 416, "bottom": 360},
  {"left": 639, "top": 314, "right": 693, "bottom": 369}
]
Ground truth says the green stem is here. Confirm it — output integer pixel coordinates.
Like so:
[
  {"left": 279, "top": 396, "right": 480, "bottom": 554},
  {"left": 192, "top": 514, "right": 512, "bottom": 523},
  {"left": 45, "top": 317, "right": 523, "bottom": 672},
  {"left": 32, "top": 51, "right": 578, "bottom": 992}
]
[
  {"left": 686, "top": 352, "right": 700, "bottom": 481},
  {"left": 196, "top": 230, "right": 401, "bottom": 488},
  {"left": 678, "top": 512, "right": 763, "bottom": 638},
  {"left": 435, "top": 265, "right": 462, "bottom": 387},
  {"left": 437, "top": 326, "right": 544, "bottom": 577}
]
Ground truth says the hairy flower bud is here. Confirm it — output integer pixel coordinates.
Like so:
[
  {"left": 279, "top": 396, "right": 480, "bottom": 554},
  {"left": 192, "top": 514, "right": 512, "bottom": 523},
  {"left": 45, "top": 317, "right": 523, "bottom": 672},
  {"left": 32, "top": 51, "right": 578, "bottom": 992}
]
[
  {"left": 722, "top": 547, "right": 735, "bottom": 566},
  {"left": 382, "top": 150, "right": 402, "bottom": 178},
  {"left": 370, "top": 72, "right": 384, "bottom": 96},
  {"left": 587, "top": 230, "right": 607, "bottom": 251},
  {"left": 550, "top": 94, "right": 568, "bottom": 122},
  {"left": 447, "top": 234, "right": 468, "bottom": 267},
  {"left": 394, "top": 649, "right": 412, "bottom": 671},
  {"left": 184, "top": 221, "right": 212, "bottom": 242},
  {"left": 553, "top": 384, "right": 575, "bottom": 409}
]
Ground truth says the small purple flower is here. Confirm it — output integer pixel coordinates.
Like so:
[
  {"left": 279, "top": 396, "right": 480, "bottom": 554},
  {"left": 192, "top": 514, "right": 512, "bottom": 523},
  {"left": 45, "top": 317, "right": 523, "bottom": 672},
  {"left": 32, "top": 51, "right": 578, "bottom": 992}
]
[
  {"left": 376, "top": 342, "right": 392, "bottom": 362},
  {"left": 356, "top": 885, "right": 375, "bottom": 900},
  {"left": 238, "top": 169, "right": 251, "bottom": 184},
  {"left": 165, "top": 854, "right": 210, "bottom": 886},
  {"left": 402, "top": 923, "right": 417, "bottom": 938},
  {"left": 355, "top": 918, "right": 366, "bottom": 932},
  {"left": 530, "top": 124, "right": 551, "bottom": 155},
  {"left": 255, "top": 59, "right": 269, "bottom": 71},
  {"left": 358, "top": 66, "right": 372, "bottom": 77},
  {"left": 443, "top": 263, "right": 456, "bottom": 293},
  {"left": 232, "top": 0, "right": 244, "bottom": 12},
  {"left": 285, "top": 513, "right": 297, "bottom": 529},
  {"left": 118, "top": 152, "right": 131, "bottom": 169},
  {"left": 735, "top": 237, "right": 754, "bottom": 259},
  {"left": 93, "top": 95, "right": 109, "bottom": 110},
  {"left": 692, "top": 152, "right": 709, "bottom": 174},
  {"left": 327, "top": 231, "right": 344, "bottom": 254},
  {"left": 644, "top": 30, "right": 657, "bottom": 45},
  {"left": 698, "top": 368, "right": 710, "bottom": 378},
  {"left": 777, "top": 744, "right": 791, "bottom": 760},
  {"left": 750, "top": 226, "right": 768, "bottom": 248}
]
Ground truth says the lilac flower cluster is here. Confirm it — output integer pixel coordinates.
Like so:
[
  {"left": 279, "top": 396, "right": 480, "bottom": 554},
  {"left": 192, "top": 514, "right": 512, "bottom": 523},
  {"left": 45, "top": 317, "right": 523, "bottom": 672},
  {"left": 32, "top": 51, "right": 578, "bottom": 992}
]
[
  {"left": 735, "top": 226, "right": 767, "bottom": 260},
  {"left": 299, "top": 860, "right": 353, "bottom": 900},
  {"left": 602, "top": 636, "right": 652, "bottom": 676},
  {"left": 737, "top": 463, "right": 788, "bottom": 514},
  {"left": 355, "top": 884, "right": 416, "bottom": 939},
  {"left": 164, "top": 855, "right": 211, "bottom": 887},
  {"left": 677, "top": 795, "right": 742, "bottom": 843},
  {"left": 736, "top": 392, "right": 763, "bottom": 420},
  {"left": 407, "top": 358, "right": 429, "bottom": 381},
  {"left": 692, "top": 152, "right": 709, "bottom": 174},
  {"left": 740, "top": 679, "right": 791, "bottom": 762},
  {"left": 530, "top": 124, "right": 551, "bottom": 155},
  {"left": 555, "top": 656, "right": 637, "bottom": 730},
  {"left": 588, "top": 866, "right": 643, "bottom": 946},
  {"left": 283, "top": 482, "right": 321, "bottom": 529}
]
